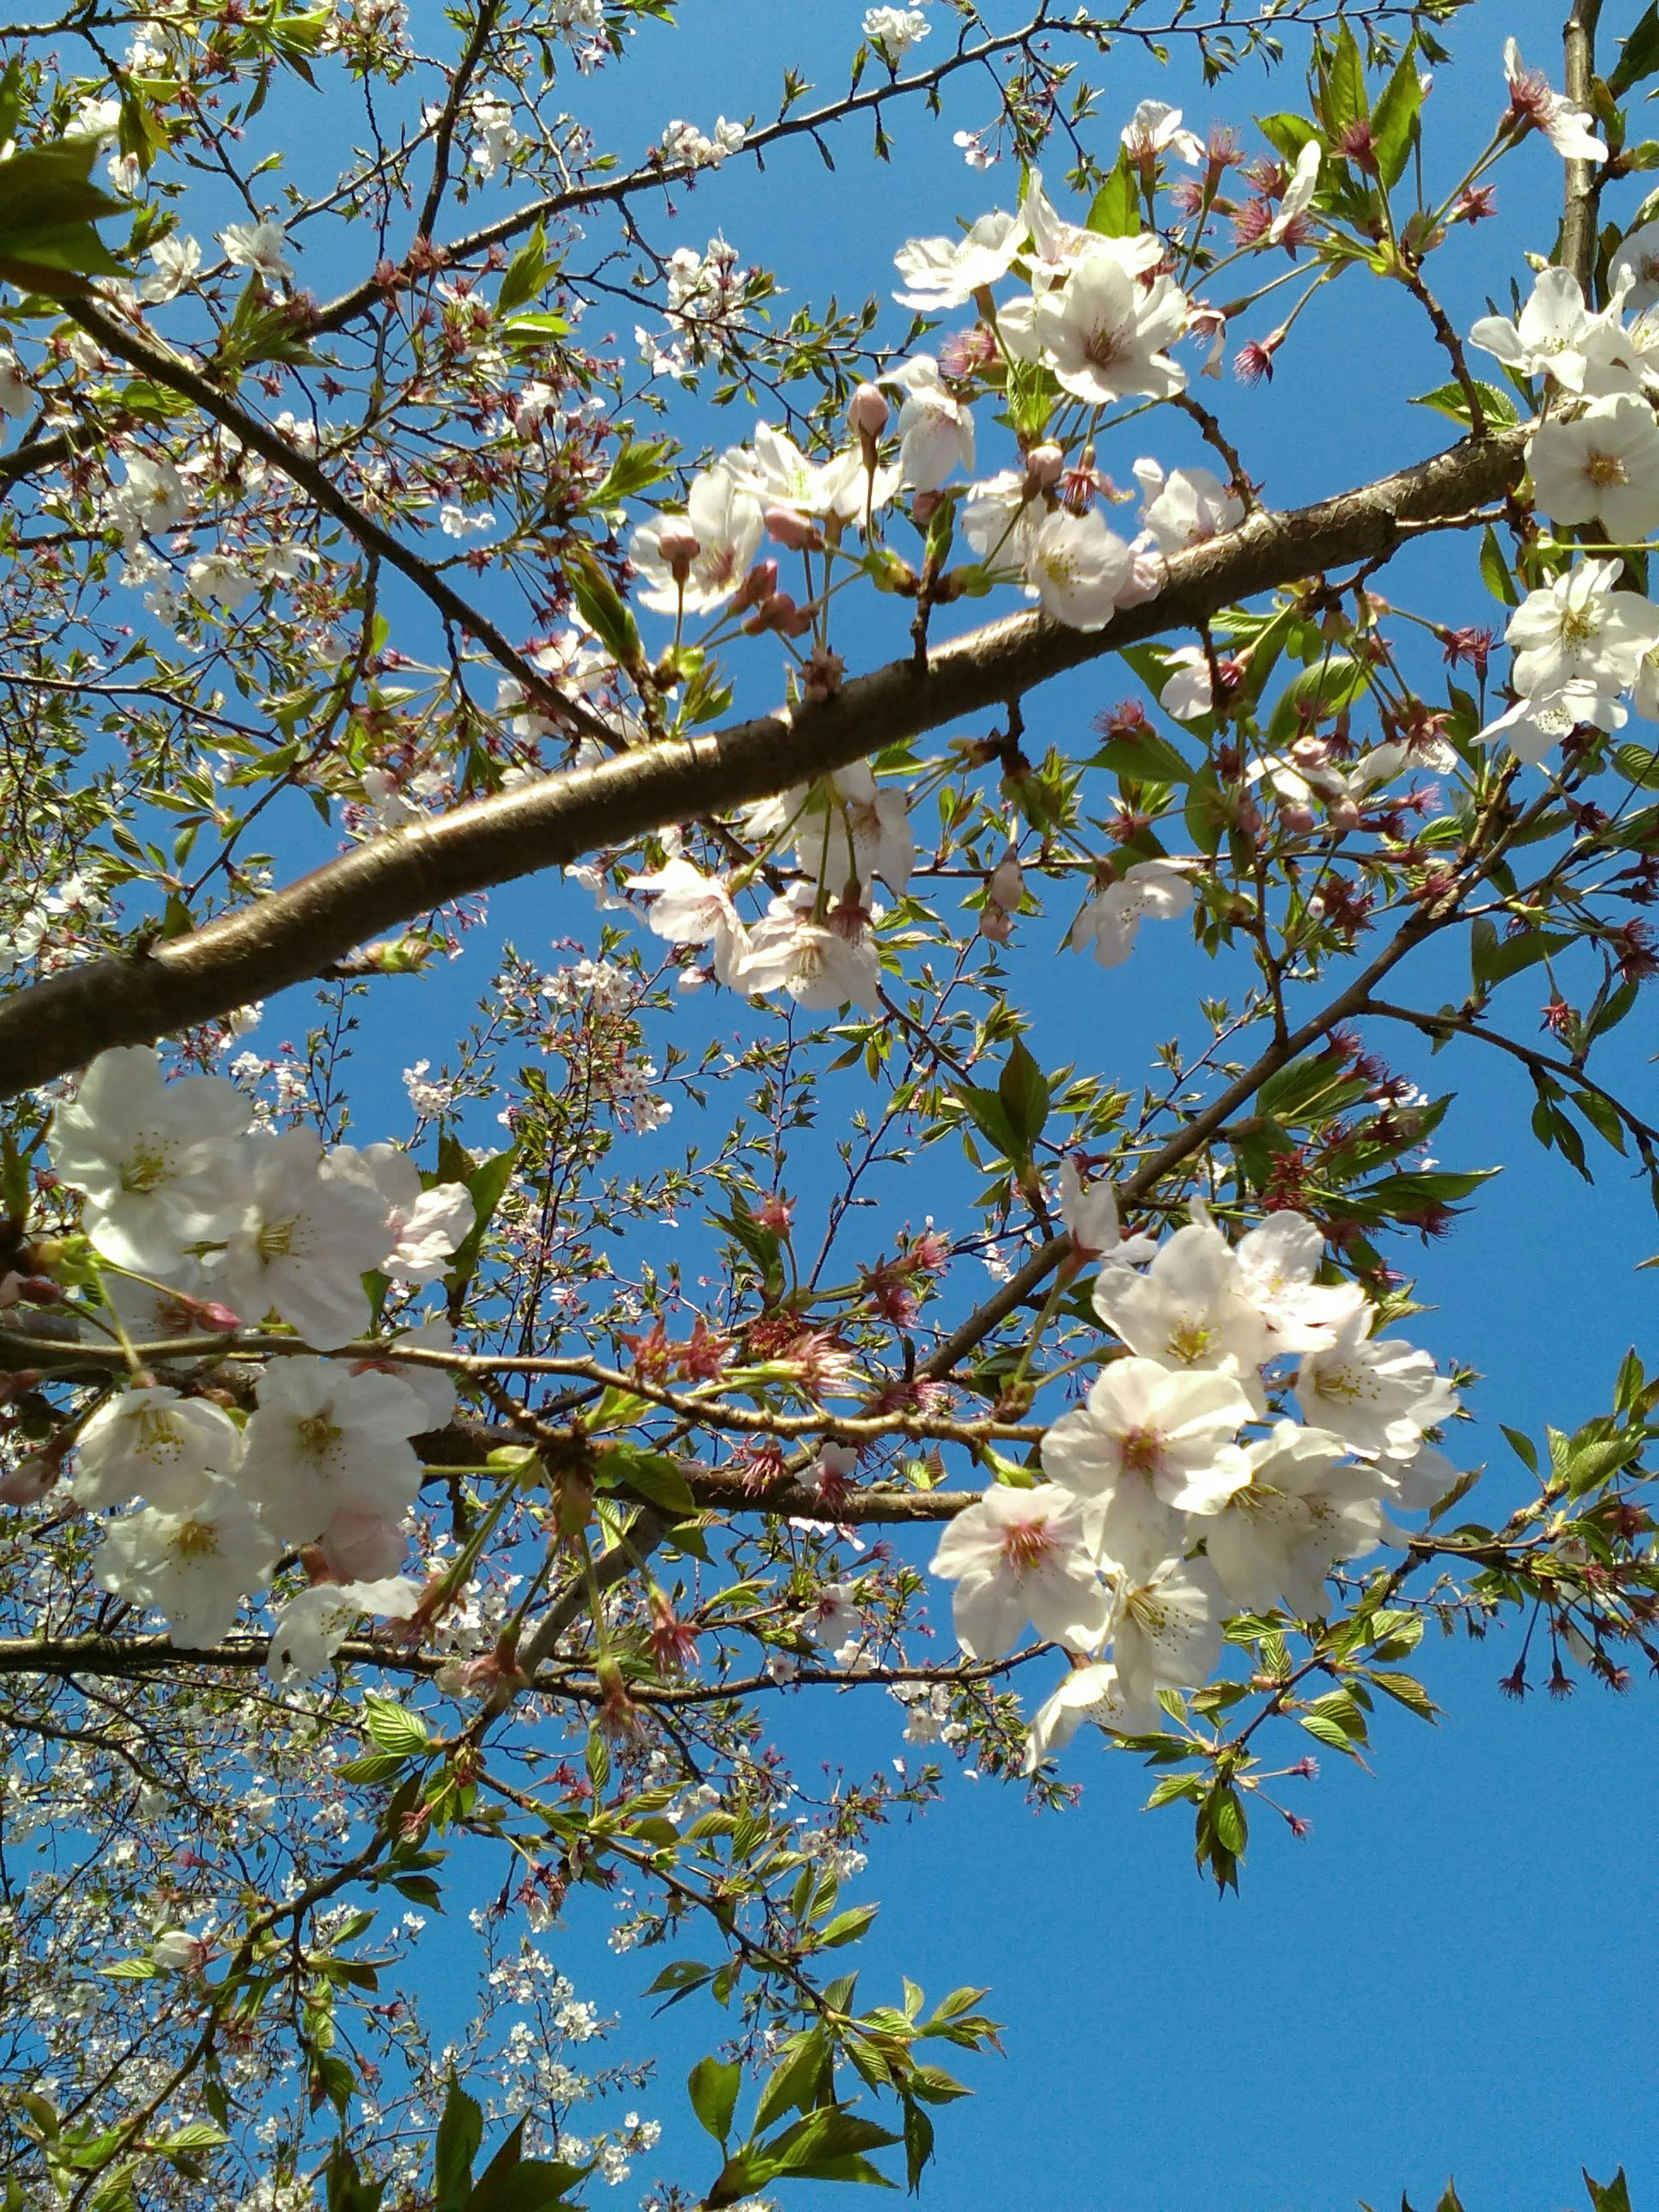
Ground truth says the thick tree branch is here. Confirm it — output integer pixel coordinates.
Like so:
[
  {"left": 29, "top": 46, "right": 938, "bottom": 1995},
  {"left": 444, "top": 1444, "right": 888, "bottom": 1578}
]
[
  {"left": 0, "top": 426, "right": 1525, "bottom": 1097},
  {"left": 1560, "top": 0, "right": 1605, "bottom": 292}
]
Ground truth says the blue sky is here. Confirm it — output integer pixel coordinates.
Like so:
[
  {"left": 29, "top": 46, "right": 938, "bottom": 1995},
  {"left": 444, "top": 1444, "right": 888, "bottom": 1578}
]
[{"left": 102, "top": 0, "right": 1659, "bottom": 2201}]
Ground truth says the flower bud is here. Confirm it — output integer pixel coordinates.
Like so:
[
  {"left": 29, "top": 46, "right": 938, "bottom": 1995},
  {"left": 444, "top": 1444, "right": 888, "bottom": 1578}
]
[
  {"left": 654, "top": 524, "right": 701, "bottom": 580},
  {"left": 728, "top": 558, "right": 779, "bottom": 614},
  {"left": 1280, "top": 803, "right": 1316, "bottom": 835},
  {"left": 978, "top": 902, "right": 1014, "bottom": 944},
  {"left": 988, "top": 852, "right": 1026, "bottom": 910},
  {"left": 763, "top": 505, "right": 824, "bottom": 552},
  {"left": 1024, "top": 442, "right": 1065, "bottom": 491},
  {"left": 846, "top": 382, "right": 890, "bottom": 440},
  {"left": 1328, "top": 798, "right": 1361, "bottom": 832}
]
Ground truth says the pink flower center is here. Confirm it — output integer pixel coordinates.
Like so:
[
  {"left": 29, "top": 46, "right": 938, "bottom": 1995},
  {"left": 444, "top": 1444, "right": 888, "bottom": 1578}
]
[
  {"left": 999, "top": 1517, "right": 1056, "bottom": 1573},
  {"left": 1119, "top": 1425, "right": 1165, "bottom": 1475}
]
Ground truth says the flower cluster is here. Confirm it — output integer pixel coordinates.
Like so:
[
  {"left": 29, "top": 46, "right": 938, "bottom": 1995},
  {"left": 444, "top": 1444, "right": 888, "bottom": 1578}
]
[
  {"left": 38, "top": 1047, "right": 476, "bottom": 1659},
  {"left": 929, "top": 1203, "right": 1459, "bottom": 1758}
]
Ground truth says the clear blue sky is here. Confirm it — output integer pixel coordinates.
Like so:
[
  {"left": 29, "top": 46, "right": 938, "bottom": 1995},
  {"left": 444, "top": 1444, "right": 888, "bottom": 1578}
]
[{"left": 198, "top": 0, "right": 1659, "bottom": 2202}]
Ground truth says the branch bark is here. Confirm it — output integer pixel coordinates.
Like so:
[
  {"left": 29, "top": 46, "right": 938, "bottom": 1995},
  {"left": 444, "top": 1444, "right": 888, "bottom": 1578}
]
[{"left": 0, "top": 426, "right": 1525, "bottom": 1098}]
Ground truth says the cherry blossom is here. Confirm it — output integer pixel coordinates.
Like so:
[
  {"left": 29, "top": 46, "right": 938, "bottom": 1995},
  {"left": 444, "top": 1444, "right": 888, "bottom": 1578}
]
[
  {"left": 318, "top": 1505, "right": 411, "bottom": 1582},
  {"left": 748, "top": 767, "right": 914, "bottom": 895},
  {"left": 1056, "top": 1161, "right": 1157, "bottom": 1265},
  {"left": 1205, "top": 1421, "right": 1388, "bottom": 1615},
  {"left": 1233, "top": 1211, "right": 1367, "bottom": 1354},
  {"left": 960, "top": 470, "right": 1044, "bottom": 575},
  {"left": 1030, "top": 244, "right": 1189, "bottom": 406},
  {"left": 362, "top": 1144, "right": 474, "bottom": 1282},
  {"left": 626, "top": 857, "right": 750, "bottom": 983},
  {"left": 1468, "top": 266, "right": 1627, "bottom": 394},
  {"left": 266, "top": 1575, "right": 424, "bottom": 1684},
  {"left": 1268, "top": 140, "right": 1322, "bottom": 245},
  {"left": 863, "top": 6, "right": 929, "bottom": 66},
  {"left": 884, "top": 359, "right": 977, "bottom": 491},
  {"left": 1611, "top": 219, "right": 1659, "bottom": 312},
  {"left": 1157, "top": 644, "right": 1215, "bottom": 720},
  {"left": 1526, "top": 395, "right": 1659, "bottom": 543},
  {"left": 737, "top": 886, "right": 884, "bottom": 1013},
  {"left": 1294, "top": 1313, "right": 1460, "bottom": 1461},
  {"left": 1070, "top": 858, "right": 1195, "bottom": 968},
  {"left": 1021, "top": 1659, "right": 1126, "bottom": 1770},
  {"left": 236, "top": 1357, "right": 427, "bottom": 1544},
  {"left": 1503, "top": 37, "right": 1608, "bottom": 164},
  {"left": 1107, "top": 1551, "right": 1228, "bottom": 1728},
  {"left": 1478, "top": 680, "right": 1627, "bottom": 765},
  {"left": 48, "top": 1046, "right": 252, "bottom": 1274},
  {"left": 1132, "top": 459, "right": 1244, "bottom": 553},
  {"left": 928, "top": 1483, "right": 1110, "bottom": 1659},
  {"left": 219, "top": 1128, "right": 395, "bottom": 1349},
  {"left": 1023, "top": 507, "right": 1133, "bottom": 629},
  {"left": 1121, "top": 99, "right": 1204, "bottom": 166},
  {"left": 219, "top": 219, "right": 294, "bottom": 282},
  {"left": 1092, "top": 1217, "right": 1271, "bottom": 1383},
  {"left": 892, "top": 208, "right": 1026, "bottom": 312},
  {"left": 1505, "top": 559, "right": 1659, "bottom": 699},
  {"left": 70, "top": 1386, "right": 243, "bottom": 1514},
  {"left": 1040, "top": 1356, "right": 1253, "bottom": 1571},
  {"left": 630, "top": 464, "right": 765, "bottom": 613},
  {"left": 93, "top": 1480, "right": 281, "bottom": 1645}
]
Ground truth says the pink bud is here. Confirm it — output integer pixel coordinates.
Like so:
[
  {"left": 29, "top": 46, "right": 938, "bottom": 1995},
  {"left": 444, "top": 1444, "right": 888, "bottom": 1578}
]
[
  {"left": 847, "top": 382, "right": 890, "bottom": 440},
  {"left": 1236, "top": 799, "right": 1263, "bottom": 836},
  {"left": 1328, "top": 798, "right": 1361, "bottom": 832},
  {"left": 1024, "top": 442, "right": 1065, "bottom": 491},
  {"left": 978, "top": 903, "right": 1014, "bottom": 944},
  {"left": 987, "top": 853, "right": 1025, "bottom": 910},
  {"left": 729, "top": 558, "right": 778, "bottom": 614},
  {"left": 1280, "top": 803, "right": 1316, "bottom": 835},
  {"left": 321, "top": 1505, "right": 408, "bottom": 1582},
  {"left": 763, "top": 505, "right": 825, "bottom": 552},
  {"left": 910, "top": 489, "right": 944, "bottom": 527},
  {"left": 0, "top": 1452, "right": 59, "bottom": 1506},
  {"left": 654, "top": 524, "right": 701, "bottom": 580}
]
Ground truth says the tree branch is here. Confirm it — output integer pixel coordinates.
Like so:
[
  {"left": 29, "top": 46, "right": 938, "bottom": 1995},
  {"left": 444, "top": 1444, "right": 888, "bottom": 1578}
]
[{"left": 0, "top": 426, "right": 1526, "bottom": 1097}]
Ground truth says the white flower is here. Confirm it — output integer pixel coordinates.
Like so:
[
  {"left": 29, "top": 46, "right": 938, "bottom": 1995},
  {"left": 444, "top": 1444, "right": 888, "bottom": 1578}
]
[
  {"left": 1158, "top": 643, "right": 1214, "bottom": 721},
  {"left": 380, "top": 1313, "right": 459, "bottom": 1431},
  {"left": 219, "top": 220, "right": 293, "bottom": 282},
  {"left": 892, "top": 207, "right": 1026, "bottom": 312},
  {"left": 219, "top": 1129, "right": 395, "bottom": 1349},
  {"left": 736, "top": 886, "right": 883, "bottom": 1013},
  {"left": 360, "top": 1144, "right": 474, "bottom": 1283},
  {"left": 266, "top": 1575, "right": 423, "bottom": 1684},
  {"left": 1478, "top": 680, "right": 1627, "bottom": 766},
  {"left": 630, "top": 464, "right": 764, "bottom": 613},
  {"left": 1205, "top": 1421, "right": 1387, "bottom": 1616},
  {"left": 0, "top": 342, "right": 30, "bottom": 419},
  {"left": 930, "top": 1484, "right": 1110, "bottom": 1660},
  {"left": 1294, "top": 1313, "right": 1460, "bottom": 1460},
  {"left": 140, "top": 232, "right": 201, "bottom": 303},
  {"left": 93, "top": 1481, "right": 280, "bottom": 1645},
  {"left": 1031, "top": 244, "right": 1188, "bottom": 405},
  {"left": 1505, "top": 559, "right": 1659, "bottom": 698},
  {"left": 864, "top": 6, "right": 929, "bottom": 64},
  {"left": 71, "top": 1386, "right": 242, "bottom": 1514},
  {"left": 466, "top": 94, "right": 520, "bottom": 178},
  {"left": 749, "top": 764, "right": 913, "bottom": 894},
  {"left": 1268, "top": 140, "right": 1322, "bottom": 244},
  {"left": 1526, "top": 394, "right": 1659, "bottom": 544},
  {"left": 727, "top": 424, "right": 897, "bottom": 524},
  {"left": 319, "top": 1505, "right": 411, "bottom": 1581},
  {"left": 1023, "top": 507, "right": 1132, "bottom": 630},
  {"left": 1091, "top": 1216, "right": 1270, "bottom": 1384},
  {"left": 151, "top": 1928, "right": 211, "bottom": 1973},
  {"left": 439, "top": 502, "right": 496, "bottom": 539},
  {"left": 1233, "top": 1211, "right": 1366, "bottom": 1354},
  {"left": 48, "top": 1046, "right": 252, "bottom": 1273},
  {"left": 1132, "top": 459, "right": 1243, "bottom": 553},
  {"left": 1108, "top": 1552, "right": 1228, "bottom": 1729},
  {"left": 886, "top": 359, "right": 976, "bottom": 491},
  {"left": 960, "top": 470, "right": 1043, "bottom": 575},
  {"left": 1503, "top": 38, "right": 1607, "bottom": 164},
  {"left": 1040, "top": 1356, "right": 1253, "bottom": 1572},
  {"left": 185, "top": 553, "right": 259, "bottom": 609},
  {"left": 1056, "top": 1160, "right": 1157, "bottom": 1265},
  {"left": 237, "top": 1357, "right": 426, "bottom": 1544},
  {"left": 1022, "top": 1659, "right": 1127, "bottom": 1770},
  {"left": 1468, "top": 267, "right": 1615, "bottom": 395},
  {"left": 1070, "top": 858, "right": 1195, "bottom": 967},
  {"left": 625, "top": 857, "right": 748, "bottom": 975},
  {"left": 1612, "top": 219, "right": 1659, "bottom": 314},
  {"left": 1121, "top": 100, "right": 1204, "bottom": 166}
]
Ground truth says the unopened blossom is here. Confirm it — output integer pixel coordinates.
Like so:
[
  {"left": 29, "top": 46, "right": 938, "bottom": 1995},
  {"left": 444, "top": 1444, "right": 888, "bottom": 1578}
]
[
  {"left": 1478, "top": 680, "right": 1626, "bottom": 766},
  {"left": 1024, "top": 507, "right": 1132, "bottom": 630},
  {"left": 1526, "top": 395, "right": 1659, "bottom": 544},
  {"left": 1132, "top": 460, "right": 1244, "bottom": 553},
  {"left": 1233, "top": 1211, "right": 1366, "bottom": 1353},
  {"left": 1057, "top": 1160, "right": 1157, "bottom": 1265},
  {"left": 1503, "top": 37, "right": 1607, "bottom": 164},
  {"left": 864, "top": 6, "right": 929, "bottom": 64},
  {"left": 1612, "top": 219, "right": 1659, "bottom": 314},
  {"left": 1092, "top": 1216, "right": 1270, "bottom": 1386},
  {"left": 929, "top": 1483, "right": 1111, "bottom": 1659},
  {"left": 360, "top": 1143, "right": 474, "bottom": 1282},
  {"left": 219, "top": 1129, "right": 394, "bottom": 1348},
  {"left": 893, "top": 207, "right": 1026, "bottom": 312},
  {"left": 1022, "top": 1659, "right": 1127, "bottom": 1770},
  {"left": 1206, "top": 1421, "right": 1387, "bottom": 1616},
  {"left": 630, "top": 464, "right": 764, "bottom": 613},
  {"left": 237, "top": 1357, "right": 427, "bottom": 1544},
  {"left": 1295, "top": 1313, "right": 1460, "bottom": 1460},
  {"left": 151, "top": 1929, "right": 212, "bottom": 1974},
  {"left": 1031, "top": 245, "right": 1188, "bottom": 405},
  {"left": 1108, "top": 1552, "right": 1228, "bottom": 1728},
  {"left": 1121, "top": 99, "right": 1204, "bottom": 166},
  {"left": 48, "top": 1046, "right": 252, "bottom": 1273},
  {"left": 71, "top": 1385, "right": 243, "bottom": 1514},
  {"left": 1506, "top": 559, "right": 1659, "bottom": 699},
  {"left": 1041, "top": 1355, "right": 1253, "bottom": 1571},
  {"left": 1071, "top": 858, "right": 1195, "bottom": 968},
  {"left": 266, "top": 1575, "right": 423, "bottom": 1684},
  {"left": 219, "top": 219, "right": 294, "bottom": 282},
  {"left": 94, "top": 1480, "right": 281, "bottom": 1645},
  {"left": 1268, "top": 140, "right": 1322, "bottom": 245}
]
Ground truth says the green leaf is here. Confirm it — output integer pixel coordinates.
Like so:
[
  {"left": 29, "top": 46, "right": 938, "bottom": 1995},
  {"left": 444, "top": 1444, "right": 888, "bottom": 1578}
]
[
  {"left": 100, "top": 1958, "right": 160, "bottom": 1980},
  {"left": 1499, "top": 1423, "right": 1539, "bottom": 1475},
  {"left": 592, "top": 438, "right": 676, "bottom": 508},
  {"left": 1087, "top": 146, "right": 1140, "bottom": 236},
  {"left": 1367, "top": 1670, "right": 1438, "bottom": 1721},
  {"left": 1265, "top": 655, "right": 1369, "bottom": 750},
  {"left": 1370, "top": 41, "right": 1421, "bottom": 187},
  {"left": 1436, "top": 2184, "right": 1467, "bottom": 2212},
  {"left": 645, "top": 1958, "right": 715, "bottom": 2010},
  {"left": 1319, "top": 23, "right": 1367, "bottom": 134},
  {"left": 1614, "top": 740, "right": 1659, "bottom": 789},
  {"left": 467, "top": 2168, "right": 585, "bottom": 2212},
  {"left": 955, "top": 1081, "right": 1019, "bottom": 1163},
  {"left": 1300, "top": 1710, "right": 1365, "bottom": 1758},
  {"left": 753, "top": 2031, "right": 830, "bottom": 2134},
  {"left": 817, "top": 1902, "right": 880, "bottom": 1948},
  {"left": 1609, "top": 5, "right": 1659, "bottom": 96},
  {"left": 1255, "top": 112, "right": 1320, "bottom": 165},
  {"left": 0, "top": 140, "right": 128, "bottom": 296},
  {"left": 497, "top": 226, "right": 550, "bottom": 315},
  {"left": 1470, "top": 920, "right": 1573, "bottom": 991},
  {"left": 444, "top": 1145, "right": 518, "bottom": 1300},
  {"left": 1409, "top": 380, "right": 1519, "bottom": 432},
  {"left": 688, "top": 2056, "right": 742, "bottom": 2148},
  {"left": 362, "top": 1697, "right": 431, "bottom": 1758},
  {"left": 1584, "top": 2169, "right": 1634, "bottom": 2212},
  {"left": 435, "top": 2075, "right": 484, "bottom": 2210},
  {"left": 594, "top": 1442, "right": 696, "bottom": 1515},
  {"left": 1480, "top": 525, "right": 1519, "bottom": 607},
  {"left": 996, "top": 1039, "right": 1049, "bottom": 1154},
  {"left": 1089, "top": 725, "right": 1194, "bottom": 784},
  {"left": 567, "top": 545, "right": 643, "bottom": 671}
]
